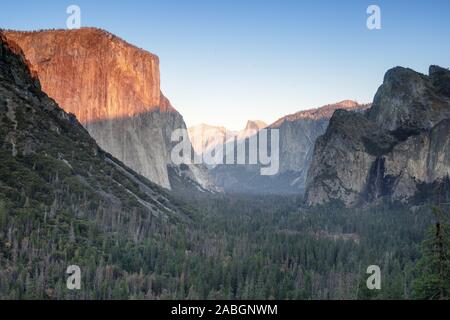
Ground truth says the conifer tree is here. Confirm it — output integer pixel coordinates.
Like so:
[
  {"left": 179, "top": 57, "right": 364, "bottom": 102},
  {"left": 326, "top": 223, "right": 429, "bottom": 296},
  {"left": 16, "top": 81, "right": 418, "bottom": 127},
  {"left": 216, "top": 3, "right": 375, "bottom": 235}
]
[{"left": 413, "top": 206, "right": 450, "bottom": 300}]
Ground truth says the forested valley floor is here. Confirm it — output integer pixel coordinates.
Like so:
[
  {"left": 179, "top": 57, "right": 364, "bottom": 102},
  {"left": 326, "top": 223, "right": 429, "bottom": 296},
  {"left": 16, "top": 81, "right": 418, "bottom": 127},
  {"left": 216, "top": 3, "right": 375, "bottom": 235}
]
[{"left": 1, "top": 188, "right": 439, "bottom": 300}]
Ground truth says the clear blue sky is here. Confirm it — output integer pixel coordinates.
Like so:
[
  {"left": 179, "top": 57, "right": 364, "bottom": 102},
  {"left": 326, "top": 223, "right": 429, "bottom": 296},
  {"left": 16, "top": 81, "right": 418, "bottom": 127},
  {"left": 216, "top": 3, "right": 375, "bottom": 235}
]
[{"left": 1, "top": 0, "right": 449, "bottom": 130}]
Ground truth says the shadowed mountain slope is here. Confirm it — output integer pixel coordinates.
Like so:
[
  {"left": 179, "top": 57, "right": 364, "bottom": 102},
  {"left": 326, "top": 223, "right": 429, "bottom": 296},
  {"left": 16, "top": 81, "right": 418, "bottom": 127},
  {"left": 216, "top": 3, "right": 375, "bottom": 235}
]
[
  {"left": 3, "top": 28, "right": 213, "bottom": 191},
  {"left": 306, "top": 66, "right": 450, "bottom": 207},
  {"left": 211, "top": 101, "right": 368, "bottom": 194}
]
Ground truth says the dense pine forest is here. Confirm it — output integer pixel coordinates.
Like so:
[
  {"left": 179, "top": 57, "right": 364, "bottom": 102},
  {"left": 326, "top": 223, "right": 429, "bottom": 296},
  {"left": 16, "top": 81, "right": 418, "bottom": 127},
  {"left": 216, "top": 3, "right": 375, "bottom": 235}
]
[{"left": 1, "top": 185, "right": 448, "bottom": 299}]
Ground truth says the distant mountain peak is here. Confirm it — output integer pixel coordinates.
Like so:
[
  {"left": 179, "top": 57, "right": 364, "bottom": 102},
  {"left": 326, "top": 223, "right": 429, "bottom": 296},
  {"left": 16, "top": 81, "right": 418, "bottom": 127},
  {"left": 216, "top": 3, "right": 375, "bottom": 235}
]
[
  {"left": 270, "top": 100, "right": 369, "bottom": 128},
  {"left": 245, "top": 120, "right": 268, "bottom": 131}
]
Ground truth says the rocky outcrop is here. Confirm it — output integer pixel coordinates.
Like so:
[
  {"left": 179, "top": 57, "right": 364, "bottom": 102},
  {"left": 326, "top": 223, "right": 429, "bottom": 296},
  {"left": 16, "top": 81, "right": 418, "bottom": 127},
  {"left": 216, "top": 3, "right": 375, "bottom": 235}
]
[
  {"left": 270, "top": 101, "right": 369, "bottom": 191},
  {"left": 3, "top": 28, "right": 212, "bottom": 191},
  {"left": 0, "top": 32, "right": 183, "bottom": 221},
  {"left": 211, "top": 101, "right": 368, "bottom": 194},
  {"left": 306, "top": 66, "right": 450, "bottom": 206}
]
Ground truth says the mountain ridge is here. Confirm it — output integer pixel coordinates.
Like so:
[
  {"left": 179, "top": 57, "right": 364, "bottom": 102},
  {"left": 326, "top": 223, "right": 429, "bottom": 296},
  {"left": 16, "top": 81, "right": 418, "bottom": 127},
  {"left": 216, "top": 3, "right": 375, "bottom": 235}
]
[
  {"left": 3, "top": 28, "right": 213, "bottom": 191},
  {"left": 271, "top": 100, "right": 370, "bottom": 128},
  {"left": 306, "top": 65, "right": 450, "bottom": 206},
  {"left": 188, "top": 120, "right": 267, "bottom": 157},
  {"left": 211, "top": 100, "right": 368, "bottom": 194},
  {"left": 0, "top": 30, "right": 185, "bottom": 229}
]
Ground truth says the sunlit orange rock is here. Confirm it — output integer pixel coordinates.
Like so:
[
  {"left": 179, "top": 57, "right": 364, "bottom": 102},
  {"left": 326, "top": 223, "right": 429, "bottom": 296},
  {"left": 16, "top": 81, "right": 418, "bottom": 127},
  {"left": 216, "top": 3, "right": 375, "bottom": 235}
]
[
  {"left": 4, "top": 28, "right": 175, "bottom": 123},
  {"left": 4, "top": 28, "right": 212, "bottom": 190}
]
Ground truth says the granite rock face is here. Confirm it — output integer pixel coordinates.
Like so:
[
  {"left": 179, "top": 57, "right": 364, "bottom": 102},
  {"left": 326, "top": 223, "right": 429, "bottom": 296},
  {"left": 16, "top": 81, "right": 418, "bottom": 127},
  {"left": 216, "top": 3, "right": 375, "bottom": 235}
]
[
  {"left": 0, "top": 32, "right": 183, "bottom": 220},
  {"left": 3, "top": 28, "right": 212, "bottom": 191},
  {"left": 211, "top": 101, "right": 368, "bottom": 194},
  {"left": 269, "top": 100, "right": 369, "bottom": 191},
  {"left": 306, "top": 66, "right": 450, "bottom": 206}
]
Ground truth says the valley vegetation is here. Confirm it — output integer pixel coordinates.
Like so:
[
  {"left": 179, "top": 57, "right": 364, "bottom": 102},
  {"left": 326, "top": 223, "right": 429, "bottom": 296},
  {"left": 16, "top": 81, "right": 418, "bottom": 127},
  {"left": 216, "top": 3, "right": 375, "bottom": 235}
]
[
  {"left": 1, "top": 186, "right": 448, "bottom": 299},
  {"left": 1, "top": 29, "right": 449, "bottom": 301}
]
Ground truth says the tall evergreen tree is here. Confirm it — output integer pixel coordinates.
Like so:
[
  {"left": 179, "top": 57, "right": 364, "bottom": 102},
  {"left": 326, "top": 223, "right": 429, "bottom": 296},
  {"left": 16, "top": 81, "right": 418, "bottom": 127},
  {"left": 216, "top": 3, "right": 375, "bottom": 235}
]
[{"left": 413, "top": 206, "right": 450, "bottom": 300}]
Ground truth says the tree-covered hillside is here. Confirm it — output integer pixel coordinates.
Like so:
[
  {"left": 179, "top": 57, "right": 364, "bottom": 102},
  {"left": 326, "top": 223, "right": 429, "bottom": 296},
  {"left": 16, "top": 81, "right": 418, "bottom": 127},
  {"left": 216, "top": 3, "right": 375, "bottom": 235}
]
[{"left": 0, "top": 32, "right": 448, "bottom": 300}]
